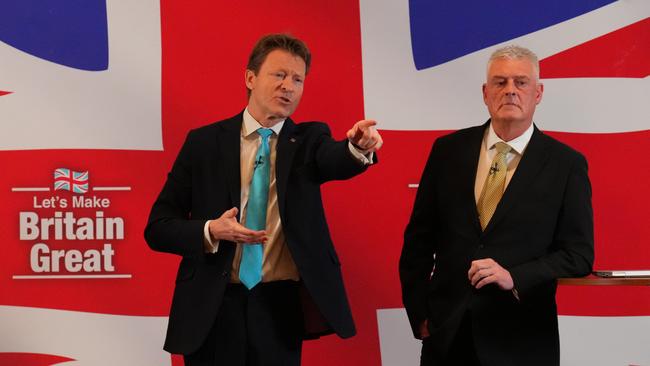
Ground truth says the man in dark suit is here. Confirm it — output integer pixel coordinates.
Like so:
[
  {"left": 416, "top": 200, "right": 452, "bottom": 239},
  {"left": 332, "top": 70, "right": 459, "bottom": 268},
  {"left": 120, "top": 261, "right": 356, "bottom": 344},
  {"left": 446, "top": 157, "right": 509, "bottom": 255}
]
[
  {"left": 145, "top": 34, "right": 382, "bottom": 366},
  {"left": 400, "top": 45, "right": 594, "bottom": 366}
]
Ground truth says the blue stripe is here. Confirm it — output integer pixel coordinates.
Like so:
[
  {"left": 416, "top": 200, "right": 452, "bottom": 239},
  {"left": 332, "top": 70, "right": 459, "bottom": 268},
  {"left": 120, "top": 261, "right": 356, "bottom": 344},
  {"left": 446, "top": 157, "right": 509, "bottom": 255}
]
[
  {"left": 409, "top": 0, "right": 616, "bottom": 70},
  {"left": 0, "top": 0, "right": 108, "bottom": 71}
]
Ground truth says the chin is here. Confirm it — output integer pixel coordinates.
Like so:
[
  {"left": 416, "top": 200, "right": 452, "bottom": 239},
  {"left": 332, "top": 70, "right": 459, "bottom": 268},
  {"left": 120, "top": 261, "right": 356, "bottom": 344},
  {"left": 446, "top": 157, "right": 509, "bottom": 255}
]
[
  {"left": 274, "top": 110, "right": 291, "bottom": 119},
  {"left": 279, "top": 107, "right": 296, "bottom": 118},
  {"left": 496, "top": 112, "right": 522, "bottom": 121}
]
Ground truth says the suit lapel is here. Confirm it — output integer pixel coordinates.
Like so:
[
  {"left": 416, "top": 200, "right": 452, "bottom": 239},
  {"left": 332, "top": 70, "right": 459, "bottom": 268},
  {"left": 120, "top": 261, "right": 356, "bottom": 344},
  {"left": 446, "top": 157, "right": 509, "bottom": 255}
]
[
  {"left": 216, "top": 114, "right": 243, "bottom": 213},
  {"left": 461, "top": 123, "right": 488, "bottom": 234},
  {"left": 276, "top": 118, "right": 300, "bottom": 220},
  {"left": 482, "top": 125, "right": 549, "bottom": 235}
]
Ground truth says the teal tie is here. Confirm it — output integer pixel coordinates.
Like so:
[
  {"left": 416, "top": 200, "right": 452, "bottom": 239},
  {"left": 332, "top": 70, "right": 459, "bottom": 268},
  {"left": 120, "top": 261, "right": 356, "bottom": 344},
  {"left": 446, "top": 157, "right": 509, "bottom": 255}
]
[{"left": 239, "top": 128, "right": 273, "bottom": 289}]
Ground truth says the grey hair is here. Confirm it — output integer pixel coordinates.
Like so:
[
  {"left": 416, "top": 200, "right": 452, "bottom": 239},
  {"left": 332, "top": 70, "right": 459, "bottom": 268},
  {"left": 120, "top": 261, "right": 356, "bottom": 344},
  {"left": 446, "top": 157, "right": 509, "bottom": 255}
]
[{"left": 487, "top": 45, "right": 540, "bottom": 80}]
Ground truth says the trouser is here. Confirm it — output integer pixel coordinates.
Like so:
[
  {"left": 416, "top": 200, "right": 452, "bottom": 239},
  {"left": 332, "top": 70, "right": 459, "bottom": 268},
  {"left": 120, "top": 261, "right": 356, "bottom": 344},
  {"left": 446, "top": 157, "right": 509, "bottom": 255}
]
[
  {"left": 420, "top": 311, "right": 481, "bottom": 366},
  {"left": 185, "top": 280, "right": 303, "bottom": 366}
]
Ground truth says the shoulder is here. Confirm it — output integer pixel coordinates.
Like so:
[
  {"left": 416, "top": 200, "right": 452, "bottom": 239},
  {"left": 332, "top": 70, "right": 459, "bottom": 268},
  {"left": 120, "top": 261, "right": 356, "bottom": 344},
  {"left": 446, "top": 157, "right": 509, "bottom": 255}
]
[
  {"left": 284, "top": 121, "right": 333, "bottom": 144},
  {"left": 441, "top": 124, "right": 485, "bottom": 141},
  {"left": 535, "top": 129, "right": 587, "bottom": 165},
  {"left": 434, "top": 124, "right": 486, "bottom": 150},
  {"left": 292, "top": 121, "right": 331, "bottom": 134},
  {"left": 185, "top": 114, "right": 241, "bottom": 143}
]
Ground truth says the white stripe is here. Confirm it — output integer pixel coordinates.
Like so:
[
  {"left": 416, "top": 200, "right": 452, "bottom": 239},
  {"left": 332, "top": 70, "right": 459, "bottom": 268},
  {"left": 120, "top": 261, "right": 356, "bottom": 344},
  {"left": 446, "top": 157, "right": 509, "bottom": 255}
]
[
  {"left": 11, "top": 187, "right": 50, "bottom": 192},
  {"left": 0, "top": 0, "right": 162, "bottom": 151},
  {"left": 0, "top": 306, "right": 170, "bottom": 365},
  {"left": 13, "top": 274, "right": 132, "bottom": 280},
  {"left": 376, "top": 308, "right": 650, "bottom": 366},
  {"left": 93, "top": 187, "right": 132, "bottom": 191},
  {"left": 407, "top": 184, "right": 419, "bottom": 188}
]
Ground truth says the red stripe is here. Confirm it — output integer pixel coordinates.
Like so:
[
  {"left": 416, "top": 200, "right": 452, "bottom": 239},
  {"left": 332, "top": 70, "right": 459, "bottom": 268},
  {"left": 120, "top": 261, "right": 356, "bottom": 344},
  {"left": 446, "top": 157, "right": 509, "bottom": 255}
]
[
  {"left": 0, "top": 353, "right": 74, "bottom": 366},
  {"left": 55, "top": 176, "right": 87, "bottom": 186},
  {"left": 541, "top": 18, "right": 649, "bottom": 78}
]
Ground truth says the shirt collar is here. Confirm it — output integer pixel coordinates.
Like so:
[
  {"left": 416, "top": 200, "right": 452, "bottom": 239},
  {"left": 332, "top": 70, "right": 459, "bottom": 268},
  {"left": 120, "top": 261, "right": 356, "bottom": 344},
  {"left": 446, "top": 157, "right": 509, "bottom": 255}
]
[
  {"left": 486, "top": 121, "right": 534, "bottom": 155},
  {"left": 243, "top": 108, "right": 284, "bottom": 137}
]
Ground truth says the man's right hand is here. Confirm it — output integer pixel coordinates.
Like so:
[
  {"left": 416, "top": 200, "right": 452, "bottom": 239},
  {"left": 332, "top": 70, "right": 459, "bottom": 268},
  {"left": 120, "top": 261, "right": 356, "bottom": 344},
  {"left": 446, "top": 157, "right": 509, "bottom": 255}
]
[
  {"left": 346, "top": 119, "right": 383, "bottom": 153},
  {"left": 419, "top": 319, "right": 430, "bottom": 339},
  {"left": 208, "top": 207, "right": 267, "bottom": 244}
]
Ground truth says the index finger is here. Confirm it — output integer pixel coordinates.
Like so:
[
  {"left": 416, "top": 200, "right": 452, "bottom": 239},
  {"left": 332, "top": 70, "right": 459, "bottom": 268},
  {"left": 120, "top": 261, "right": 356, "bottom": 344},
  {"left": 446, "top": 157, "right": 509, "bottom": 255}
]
[{"left": 356, "top": 119, "right": 377, "bottom": 129}]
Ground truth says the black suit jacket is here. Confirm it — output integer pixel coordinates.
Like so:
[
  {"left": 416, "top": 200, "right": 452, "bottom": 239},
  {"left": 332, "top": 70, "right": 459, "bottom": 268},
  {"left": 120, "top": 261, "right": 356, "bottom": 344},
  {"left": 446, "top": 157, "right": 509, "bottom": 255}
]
[
  {"left": 400, "top": 122, "right": 594, "bottom": 366},
  {"left": 145, "top": 112, "right": 373, "bottom": 354}
]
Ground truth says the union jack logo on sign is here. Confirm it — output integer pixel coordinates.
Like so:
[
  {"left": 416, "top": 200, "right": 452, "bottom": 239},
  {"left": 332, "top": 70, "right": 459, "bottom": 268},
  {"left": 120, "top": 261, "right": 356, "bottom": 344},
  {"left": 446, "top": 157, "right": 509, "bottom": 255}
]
[{"left": 54, "top": 168, "right": 89, "bottom": 194}]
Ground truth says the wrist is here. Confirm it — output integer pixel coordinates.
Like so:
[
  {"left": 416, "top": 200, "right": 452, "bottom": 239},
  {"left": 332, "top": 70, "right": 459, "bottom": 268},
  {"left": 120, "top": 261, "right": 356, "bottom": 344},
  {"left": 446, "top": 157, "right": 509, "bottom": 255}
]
[
  {"left": 348, "top": 139, "right": 365, "bottom": 151},
  {"left": 205, "top": 220, "right": 218, "bottom": 241}
]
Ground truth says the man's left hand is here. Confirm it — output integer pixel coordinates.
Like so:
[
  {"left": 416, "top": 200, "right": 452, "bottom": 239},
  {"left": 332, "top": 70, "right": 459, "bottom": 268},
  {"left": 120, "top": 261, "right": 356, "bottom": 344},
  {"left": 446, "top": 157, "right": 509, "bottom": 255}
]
[
  {"left": 468, "top": 258, "right": 514, "bottom": 290},
  {"left": 347, "top": 119, "right": 383, "bottom": 153}
]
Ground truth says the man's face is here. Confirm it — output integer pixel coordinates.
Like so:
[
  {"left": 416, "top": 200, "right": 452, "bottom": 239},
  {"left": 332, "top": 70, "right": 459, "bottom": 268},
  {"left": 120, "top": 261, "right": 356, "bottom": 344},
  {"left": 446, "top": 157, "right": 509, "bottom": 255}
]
[
  {"left": 482, "top": 57, "right": 543, "bottom": 127},
  {"left": 246, "top": 49, "right": 306, "bottom": 125}
]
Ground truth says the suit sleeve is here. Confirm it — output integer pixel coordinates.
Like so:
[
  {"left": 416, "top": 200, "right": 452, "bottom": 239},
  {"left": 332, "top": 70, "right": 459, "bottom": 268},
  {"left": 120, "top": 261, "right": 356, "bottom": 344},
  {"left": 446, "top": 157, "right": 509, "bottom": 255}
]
[
  {"left": 509, "top": 152, "right": 594, "bottom": 299},
  {"left": 312, "top": 123, "right": 375, "bottom": 183},
  {"left": 400, "top": 140, "right": 440, "bottom": 338},
  {"left": 144, "top": 130, "right": 206, "bottom": 258}
]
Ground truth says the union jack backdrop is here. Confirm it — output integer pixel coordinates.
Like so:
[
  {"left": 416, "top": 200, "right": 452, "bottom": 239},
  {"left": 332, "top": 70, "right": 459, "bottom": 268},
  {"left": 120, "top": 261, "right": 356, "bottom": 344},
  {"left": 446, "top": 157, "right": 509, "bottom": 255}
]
[{"left": 0, "top": 1, "right": 648, "bottom": 365}]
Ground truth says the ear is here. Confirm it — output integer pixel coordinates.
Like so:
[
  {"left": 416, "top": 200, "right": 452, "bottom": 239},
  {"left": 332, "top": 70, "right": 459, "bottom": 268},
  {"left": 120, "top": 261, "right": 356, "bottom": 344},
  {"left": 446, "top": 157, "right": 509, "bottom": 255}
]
[
  {"left": 535, "top": 82, "right": 544, "bottom": 105},
  {"left": 482, "top": 83, "right": 488, "bottom": 105},
  {"left": 245, "top": 69, "right": 256, "bottom": 90}
]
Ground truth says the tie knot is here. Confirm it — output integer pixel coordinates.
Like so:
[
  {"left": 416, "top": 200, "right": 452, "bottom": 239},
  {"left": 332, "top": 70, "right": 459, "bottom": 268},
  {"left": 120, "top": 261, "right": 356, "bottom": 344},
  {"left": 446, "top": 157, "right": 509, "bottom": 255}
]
[
  {"left": 257, "top": 128, "right": 273, "bottom": 139},
  {"left": 495, "top": 141, "right": 512, "bottom": 155}
]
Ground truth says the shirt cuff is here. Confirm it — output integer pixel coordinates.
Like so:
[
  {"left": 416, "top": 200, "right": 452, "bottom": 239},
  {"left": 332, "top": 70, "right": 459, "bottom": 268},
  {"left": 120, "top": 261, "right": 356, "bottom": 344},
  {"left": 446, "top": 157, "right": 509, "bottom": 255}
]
[
  {"left": 347, "top": 141, "right": 374, "bottom": 165},
  {"left": 203, "top": 220, "right": 219, "bottom": 253},
  {"left": 512, "top": 288, "right": 520, "bottom": 301}
]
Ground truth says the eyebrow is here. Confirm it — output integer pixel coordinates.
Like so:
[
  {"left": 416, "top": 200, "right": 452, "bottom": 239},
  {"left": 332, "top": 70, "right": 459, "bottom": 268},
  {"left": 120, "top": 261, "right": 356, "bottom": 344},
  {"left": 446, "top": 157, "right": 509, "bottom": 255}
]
[
  {"left": 269, "top": 67, "right": 305, "bottom": 78},
  {"left": 491, "top": 75, "right": 530, "bottom": 80}
]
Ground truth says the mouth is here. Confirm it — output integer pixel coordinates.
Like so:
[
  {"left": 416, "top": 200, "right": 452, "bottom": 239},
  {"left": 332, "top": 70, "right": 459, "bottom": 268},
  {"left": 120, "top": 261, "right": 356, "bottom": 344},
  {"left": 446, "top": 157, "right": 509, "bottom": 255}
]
[
  {"left": 276, "top": 96, "right": 292, "bottom": 105},
  {"left": 500, "top": 103, "right": 521, "bottom": 110}
]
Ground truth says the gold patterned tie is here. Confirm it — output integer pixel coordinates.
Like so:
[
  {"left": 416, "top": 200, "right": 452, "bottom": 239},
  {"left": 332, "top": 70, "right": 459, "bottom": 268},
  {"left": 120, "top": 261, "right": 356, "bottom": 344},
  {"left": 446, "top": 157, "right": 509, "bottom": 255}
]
[{"left": 477, "top": 142, "right": 512, "bottom": 230}]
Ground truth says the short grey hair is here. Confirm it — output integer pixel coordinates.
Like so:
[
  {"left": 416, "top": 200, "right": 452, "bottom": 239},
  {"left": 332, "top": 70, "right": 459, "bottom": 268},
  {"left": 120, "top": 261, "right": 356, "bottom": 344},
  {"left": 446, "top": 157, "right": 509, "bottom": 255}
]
[{"left": 487, "top": 45, "right": 540, "bottom": 80}]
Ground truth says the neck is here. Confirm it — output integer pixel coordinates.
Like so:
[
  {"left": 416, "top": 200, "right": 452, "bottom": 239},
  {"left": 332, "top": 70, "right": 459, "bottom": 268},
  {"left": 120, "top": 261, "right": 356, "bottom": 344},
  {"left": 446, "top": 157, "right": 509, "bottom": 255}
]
[
  {"left": 257, "top": 116, "right": 282, "bottom": 128},
  {"left": 491, "top": 119, "right": 532, "bottom": 142},
  {"left": 247, "top": 104, "right": 283, "bottom": 128}
]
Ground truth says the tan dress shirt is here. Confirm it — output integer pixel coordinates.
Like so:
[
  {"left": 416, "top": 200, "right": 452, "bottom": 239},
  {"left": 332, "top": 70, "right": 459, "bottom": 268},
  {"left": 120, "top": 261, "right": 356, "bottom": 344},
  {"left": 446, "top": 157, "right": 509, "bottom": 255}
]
[
  {"left": 474, "top": 122, "right": 534, "bottom": 203},
  {"left": 228, "top": 110, "right": 300, "bottom": 283}
]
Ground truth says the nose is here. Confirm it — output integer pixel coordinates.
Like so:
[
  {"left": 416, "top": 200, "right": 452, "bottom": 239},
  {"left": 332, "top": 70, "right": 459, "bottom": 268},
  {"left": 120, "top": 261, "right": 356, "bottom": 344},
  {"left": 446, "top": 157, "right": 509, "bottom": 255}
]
[
  {"left": 504, "top": 79, "right": 516, "bottom": 96},
  {"left": 280, "top": 79, "right": 294, "bottom": 93}
]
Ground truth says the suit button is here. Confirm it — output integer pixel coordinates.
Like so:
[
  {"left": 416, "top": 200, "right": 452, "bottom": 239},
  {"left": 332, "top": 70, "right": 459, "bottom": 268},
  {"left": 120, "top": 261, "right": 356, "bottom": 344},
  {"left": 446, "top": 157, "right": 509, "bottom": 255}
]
[
  {"left": 221, "top": 271, "right": 229, "bottom": 277},
  {"left": 478, "top": 245, "right": 484, "bottom": 249}
]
